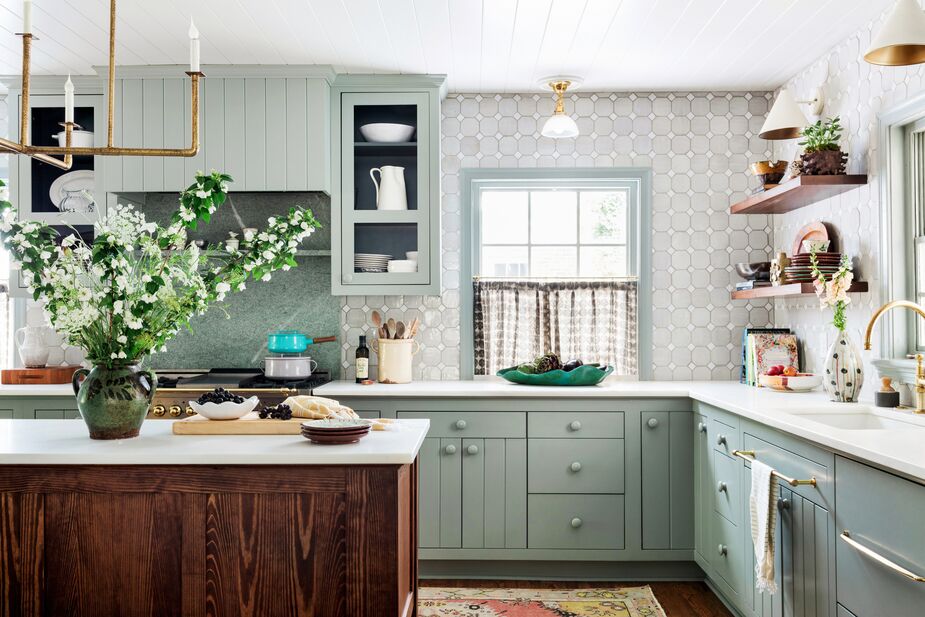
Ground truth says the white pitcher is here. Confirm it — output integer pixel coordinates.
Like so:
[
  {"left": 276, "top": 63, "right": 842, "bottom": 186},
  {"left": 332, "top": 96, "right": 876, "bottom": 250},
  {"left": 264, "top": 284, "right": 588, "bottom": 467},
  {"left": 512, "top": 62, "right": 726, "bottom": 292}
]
[
  {"left": 16, "top": 326, "right": 49, "bottom": 368},
  {"left": 369, "top": 166, "right": 408, "bottom": 211}
]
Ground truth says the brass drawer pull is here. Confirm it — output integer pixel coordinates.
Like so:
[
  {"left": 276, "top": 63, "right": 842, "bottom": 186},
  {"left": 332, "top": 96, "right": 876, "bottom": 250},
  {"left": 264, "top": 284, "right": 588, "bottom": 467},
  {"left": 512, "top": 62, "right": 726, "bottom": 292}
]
[
  {"left": 732, "top": 450, "right": 817, "bottom": 488},
  {"left": 841, "top": 531, "right": 925, "bottom": 583}
]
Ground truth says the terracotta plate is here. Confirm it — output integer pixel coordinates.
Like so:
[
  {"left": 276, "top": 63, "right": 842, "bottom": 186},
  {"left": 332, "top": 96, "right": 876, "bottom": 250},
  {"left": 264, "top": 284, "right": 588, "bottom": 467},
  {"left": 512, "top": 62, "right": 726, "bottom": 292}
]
[{"left": 792, "top": 222, "right": 830, "bottom": 256}]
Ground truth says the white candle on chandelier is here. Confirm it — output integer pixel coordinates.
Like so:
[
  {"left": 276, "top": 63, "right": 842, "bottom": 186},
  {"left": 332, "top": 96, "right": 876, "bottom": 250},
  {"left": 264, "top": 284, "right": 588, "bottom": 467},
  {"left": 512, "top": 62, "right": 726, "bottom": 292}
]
[
  {"left": 64, "top": 75, "right": 74, "bottom": 124},
  {"left": 189, "top": 18, "right": 200, "bottom": 73},
  {"left": 23, "top": 0, "right": 32, "bottom": 34}
]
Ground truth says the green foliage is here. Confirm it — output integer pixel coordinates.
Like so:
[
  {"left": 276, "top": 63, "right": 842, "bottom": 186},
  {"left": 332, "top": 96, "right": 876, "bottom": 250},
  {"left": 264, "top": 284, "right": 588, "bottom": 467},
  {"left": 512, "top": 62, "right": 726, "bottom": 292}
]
[{"left": 799, "top": 117, "right": 843, "bottom": 153}]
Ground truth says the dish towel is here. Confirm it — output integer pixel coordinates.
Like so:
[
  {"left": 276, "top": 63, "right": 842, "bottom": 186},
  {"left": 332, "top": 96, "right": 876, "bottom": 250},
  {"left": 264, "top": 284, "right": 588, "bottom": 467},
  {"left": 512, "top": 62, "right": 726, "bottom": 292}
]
[{"left": 750, "top": 460, "right": 779, "bottom": 594}]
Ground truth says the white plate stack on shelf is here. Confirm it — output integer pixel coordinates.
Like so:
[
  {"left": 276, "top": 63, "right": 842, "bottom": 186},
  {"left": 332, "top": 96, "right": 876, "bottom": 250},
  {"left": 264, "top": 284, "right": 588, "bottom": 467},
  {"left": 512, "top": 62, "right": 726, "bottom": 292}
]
[
  {"left": 387, "top": 251, "right": 418, "bottom": 273},
  {"left": 354, "top": 253, "right": 391, "bottom": 273}
]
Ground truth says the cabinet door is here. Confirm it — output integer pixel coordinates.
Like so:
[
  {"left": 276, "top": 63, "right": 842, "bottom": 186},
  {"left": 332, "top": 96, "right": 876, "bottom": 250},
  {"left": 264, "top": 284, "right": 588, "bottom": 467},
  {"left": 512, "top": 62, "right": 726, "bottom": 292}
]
[
  {"left": 779, "top": 489, "right": 832, "bottom": 617},
  {"left": 744, "top": 473, "right": 784, "bottom": 617},
  {"left": 641, "top": 411, "right": 694, "bottom": 549},
  {"left": 694, "top": 412, "right": 712, "bottom": 563},
  {"left": 417, "top": 437, "right": 461, "bottom": 548},
  {"left": 462, "top": 438, "right": 526, "bottom": 549}
]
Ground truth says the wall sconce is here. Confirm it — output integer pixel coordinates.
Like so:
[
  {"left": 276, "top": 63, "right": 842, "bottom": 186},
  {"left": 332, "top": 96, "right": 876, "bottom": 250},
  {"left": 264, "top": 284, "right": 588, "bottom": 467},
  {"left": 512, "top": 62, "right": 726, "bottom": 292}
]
[{"left": 758, "top": 87, "right": 825, "bottom": 140}]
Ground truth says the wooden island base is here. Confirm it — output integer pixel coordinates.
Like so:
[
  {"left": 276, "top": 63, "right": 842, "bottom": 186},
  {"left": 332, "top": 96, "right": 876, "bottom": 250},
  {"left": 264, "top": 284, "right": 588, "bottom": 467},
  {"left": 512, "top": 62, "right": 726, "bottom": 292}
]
[{"left": 0, "top": 463, "right": 418, "bottom": 617}]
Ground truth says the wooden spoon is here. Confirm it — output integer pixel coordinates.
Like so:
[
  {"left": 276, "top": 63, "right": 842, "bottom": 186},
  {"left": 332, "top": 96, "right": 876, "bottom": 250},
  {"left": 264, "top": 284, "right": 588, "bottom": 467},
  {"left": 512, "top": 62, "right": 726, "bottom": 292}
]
[
  {"left": 371, "top": 311, "right": 383, "bottom": 329},
  {"left": 408, "top": 318, "right": 420, "bottom": 339},
  {"left": 387, "top": 318, "right": 397, "bottom": 339},
  {"left": 394, "top": 321, "right": 406, "bottom": 339}
]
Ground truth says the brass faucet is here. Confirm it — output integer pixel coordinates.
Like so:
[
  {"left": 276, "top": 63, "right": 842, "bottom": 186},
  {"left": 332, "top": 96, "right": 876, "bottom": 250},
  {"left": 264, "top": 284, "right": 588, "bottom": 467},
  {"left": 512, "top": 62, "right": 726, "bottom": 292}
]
[{"left": 864, "top": 300, "right": 925, "bottom": 413}]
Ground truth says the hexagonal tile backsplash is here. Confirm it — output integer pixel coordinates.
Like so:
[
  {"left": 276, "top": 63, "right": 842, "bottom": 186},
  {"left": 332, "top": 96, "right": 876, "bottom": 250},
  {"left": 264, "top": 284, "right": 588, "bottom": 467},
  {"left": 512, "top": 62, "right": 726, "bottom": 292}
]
[{"left": 341, "top": 91, "right": 776, "bottom": 381}]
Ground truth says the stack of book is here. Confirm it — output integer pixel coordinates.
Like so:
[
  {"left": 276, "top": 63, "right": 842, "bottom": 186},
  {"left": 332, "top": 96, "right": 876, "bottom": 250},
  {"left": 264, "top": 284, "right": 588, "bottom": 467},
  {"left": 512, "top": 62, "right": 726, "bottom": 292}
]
[{"left": 741, "top": 328, "right": 800, "bottom": 386}]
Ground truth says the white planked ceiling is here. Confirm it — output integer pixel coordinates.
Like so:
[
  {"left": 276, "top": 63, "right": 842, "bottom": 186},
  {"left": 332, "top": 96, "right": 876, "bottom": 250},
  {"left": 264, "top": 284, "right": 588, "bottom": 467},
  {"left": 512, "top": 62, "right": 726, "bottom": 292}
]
[{"left": 0, "top": 0, "right": 897, "bottom": 92}]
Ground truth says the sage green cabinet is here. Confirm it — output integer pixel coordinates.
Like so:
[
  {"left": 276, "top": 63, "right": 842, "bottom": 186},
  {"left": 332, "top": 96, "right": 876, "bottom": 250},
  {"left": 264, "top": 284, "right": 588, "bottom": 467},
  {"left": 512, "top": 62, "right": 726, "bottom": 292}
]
[
  {"left": 527, "top": 494, "right": 625, "bottom": 550},
  {"left": 330, "top": 75, "right": 446, "bottom": 295},
  {"left": 105, "top": 71, "right": 331, "bottom": 194},
  {"left": 640, "top": 411, "right": 694, "bottom": 550},
  {"left": 693, "top": 412, "right": 711, "bottom": 566},
  {"left": 417, "top": 436, "right": 462, "bottom": 548},
  {"left": 527, "top": 438, "right": 624, "bottom": 494}
]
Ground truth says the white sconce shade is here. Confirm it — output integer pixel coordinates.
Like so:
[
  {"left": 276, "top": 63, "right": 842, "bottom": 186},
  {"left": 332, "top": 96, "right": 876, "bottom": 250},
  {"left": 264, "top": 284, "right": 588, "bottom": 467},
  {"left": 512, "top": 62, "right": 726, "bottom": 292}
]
[
  {"left": 759, "top": 89, "right": 810, "bottom": 140},
  {"left": 865, "top": 0, "right": 925, "bottom": 66},
  {"left": 541, "top": 113, "right": 579, "bottom": 139}
]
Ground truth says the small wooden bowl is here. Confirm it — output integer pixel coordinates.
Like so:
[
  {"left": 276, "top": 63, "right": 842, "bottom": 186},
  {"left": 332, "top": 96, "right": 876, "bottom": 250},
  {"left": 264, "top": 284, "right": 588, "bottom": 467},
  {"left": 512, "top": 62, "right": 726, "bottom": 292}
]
[{"left": 750, "top": 160, "right": 789, "bottom": 185}]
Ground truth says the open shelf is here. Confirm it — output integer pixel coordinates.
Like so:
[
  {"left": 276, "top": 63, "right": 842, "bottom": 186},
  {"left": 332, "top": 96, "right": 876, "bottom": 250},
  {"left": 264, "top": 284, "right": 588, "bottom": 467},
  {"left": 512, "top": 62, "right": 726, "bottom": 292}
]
[
  {"left": 731, "top": 281, "right": 868, "bottom": 299},
  {"left": 730, "top": 175, "right": 868, "bottom": 215}
]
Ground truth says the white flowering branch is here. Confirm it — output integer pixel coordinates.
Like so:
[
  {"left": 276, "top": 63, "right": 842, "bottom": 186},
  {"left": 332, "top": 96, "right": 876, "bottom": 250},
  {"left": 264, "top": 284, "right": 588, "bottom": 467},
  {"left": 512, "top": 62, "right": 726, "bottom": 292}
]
[
  {"left": 0, "top": 173, "right": 320, "bottom": 368},
  {"left": 810, "top": 249, "right": 853, "bottom": 332}
]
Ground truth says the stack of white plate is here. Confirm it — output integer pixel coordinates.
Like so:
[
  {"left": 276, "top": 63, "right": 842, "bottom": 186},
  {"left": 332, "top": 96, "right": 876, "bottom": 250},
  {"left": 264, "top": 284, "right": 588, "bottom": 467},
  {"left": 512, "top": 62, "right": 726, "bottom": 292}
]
[
  {"left": 387, "top": 259, "right": 417, "bottom": 273},
  {"left": 354, "top": 253, "right": 392, "bottom": 273}
]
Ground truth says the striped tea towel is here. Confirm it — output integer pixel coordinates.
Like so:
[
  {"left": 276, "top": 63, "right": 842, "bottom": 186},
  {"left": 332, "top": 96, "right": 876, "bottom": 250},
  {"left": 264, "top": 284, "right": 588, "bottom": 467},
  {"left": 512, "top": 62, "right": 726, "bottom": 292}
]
[{"left": 750, "top": 460, "right": 779, "bottom": 594}]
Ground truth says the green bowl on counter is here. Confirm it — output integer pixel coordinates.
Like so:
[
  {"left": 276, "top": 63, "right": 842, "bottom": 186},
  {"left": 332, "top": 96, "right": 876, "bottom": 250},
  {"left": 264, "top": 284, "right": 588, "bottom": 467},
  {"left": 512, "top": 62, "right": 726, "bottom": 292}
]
[{"left": 496, "top": 364, "right": 614, "bottom": 386}]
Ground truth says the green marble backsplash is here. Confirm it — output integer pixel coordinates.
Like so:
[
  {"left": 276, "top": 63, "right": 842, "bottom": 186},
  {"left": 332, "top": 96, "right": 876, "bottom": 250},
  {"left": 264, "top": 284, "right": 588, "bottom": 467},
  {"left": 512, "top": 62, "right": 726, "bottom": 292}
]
[{"left": 120, "top": 192, "right": 341, "bottom": 377}]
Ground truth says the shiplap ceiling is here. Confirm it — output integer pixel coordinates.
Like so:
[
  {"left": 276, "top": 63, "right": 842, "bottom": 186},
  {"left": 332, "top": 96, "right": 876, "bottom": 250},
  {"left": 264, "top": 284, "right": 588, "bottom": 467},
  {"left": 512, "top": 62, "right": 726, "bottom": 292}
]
[{"left": 0, "top": 0, "right": 896, "bottom": 91}]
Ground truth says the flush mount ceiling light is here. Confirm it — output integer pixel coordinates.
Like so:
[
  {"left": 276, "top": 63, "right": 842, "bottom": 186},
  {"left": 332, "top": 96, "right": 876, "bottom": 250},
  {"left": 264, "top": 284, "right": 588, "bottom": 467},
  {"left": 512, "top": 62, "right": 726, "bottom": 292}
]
[
  {"left": 865, "top": 0, "right": 925, "bottom": 66},
  {"left": 540, "top": 77, "right": 581, "bottom": 139},
  {"left": 758, "top": 87, "right": 825, "bottom": 140}
]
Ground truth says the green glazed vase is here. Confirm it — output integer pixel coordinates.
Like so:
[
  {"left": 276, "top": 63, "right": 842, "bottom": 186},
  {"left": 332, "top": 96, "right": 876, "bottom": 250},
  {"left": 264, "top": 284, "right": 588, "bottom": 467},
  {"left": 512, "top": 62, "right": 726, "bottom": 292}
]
[{"left": 72, "top": 364, "right": 157, "bottom": 440}]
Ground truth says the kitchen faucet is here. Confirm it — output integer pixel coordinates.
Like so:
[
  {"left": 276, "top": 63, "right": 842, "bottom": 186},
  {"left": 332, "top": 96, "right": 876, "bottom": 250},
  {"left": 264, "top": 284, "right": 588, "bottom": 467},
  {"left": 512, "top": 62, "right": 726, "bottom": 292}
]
[{"left": 864, "top": 300, "right": 925, "bottom": 413}]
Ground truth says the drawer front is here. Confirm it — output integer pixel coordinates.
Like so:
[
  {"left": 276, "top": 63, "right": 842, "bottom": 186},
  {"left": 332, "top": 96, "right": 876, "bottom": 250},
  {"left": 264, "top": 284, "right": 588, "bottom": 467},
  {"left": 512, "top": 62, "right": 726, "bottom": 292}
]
[
  {"left": 709, "top": 417, "right": 739, "bottom": 457},
  {"left": 527, "top": 439, "right": 624, "bottom": 494},
  {"left": 742, "top": 433, "right": 830, "bottom": 505},
  {"left": 837, "top": 456, "right": 925, "bottom": 617},
  {"left": 712, "top": 451, "right": 740, "bottom": 525},
  {"left": 710, "top": 511, "right": 745, "bottom": 597},
  {"left": 397, "top": 411, "right": 525, "bottom": 438},
  {"left": 527, "top": 494, "right": 624, "bottom": 550},
  {"left": 528, "top": 411, "right": 624, "bottom": 438}
]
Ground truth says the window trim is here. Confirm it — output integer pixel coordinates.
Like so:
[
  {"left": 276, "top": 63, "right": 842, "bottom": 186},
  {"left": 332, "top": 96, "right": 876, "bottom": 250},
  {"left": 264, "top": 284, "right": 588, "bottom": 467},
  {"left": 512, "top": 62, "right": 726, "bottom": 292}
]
[{"left": 459, "top": 167, "right": 653, "bottom": 380}]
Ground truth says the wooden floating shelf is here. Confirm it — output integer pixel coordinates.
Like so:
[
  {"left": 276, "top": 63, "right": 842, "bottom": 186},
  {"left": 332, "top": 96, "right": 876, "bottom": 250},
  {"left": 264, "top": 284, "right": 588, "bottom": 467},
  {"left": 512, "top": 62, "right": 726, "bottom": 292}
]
[
  {"left": 731, "top": 281, "right": 868, "bottom": 300},
  {"left": 730, "top": 175, "right": 868, "bottom": 215}
]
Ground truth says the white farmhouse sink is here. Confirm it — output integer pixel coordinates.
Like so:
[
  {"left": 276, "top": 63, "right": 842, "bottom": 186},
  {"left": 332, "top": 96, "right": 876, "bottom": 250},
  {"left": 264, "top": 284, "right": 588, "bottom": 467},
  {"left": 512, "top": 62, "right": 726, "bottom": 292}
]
[{"left": 786, "top": 406, "right": 925, "bottom": 431}]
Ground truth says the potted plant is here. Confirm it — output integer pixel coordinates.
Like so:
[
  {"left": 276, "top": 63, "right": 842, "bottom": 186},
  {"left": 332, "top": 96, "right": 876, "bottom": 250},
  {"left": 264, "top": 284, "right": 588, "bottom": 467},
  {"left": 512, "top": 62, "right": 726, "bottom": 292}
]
[
  {"left": 799, "top": 117, "right": 847, "bottom": 175},
  {"left": 810, "top": 249, "right": 863, "bottom": 402},
  {"left": 0, "top": 172, "right": 319, "bottom": 439}
]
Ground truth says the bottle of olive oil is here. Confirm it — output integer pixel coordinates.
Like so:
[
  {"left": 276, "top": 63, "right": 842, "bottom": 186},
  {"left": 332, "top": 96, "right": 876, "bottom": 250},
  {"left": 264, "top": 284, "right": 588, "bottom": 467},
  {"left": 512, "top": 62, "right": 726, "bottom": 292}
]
[{"left": 356, "top": 335, "right": 369, "bottom": 383}]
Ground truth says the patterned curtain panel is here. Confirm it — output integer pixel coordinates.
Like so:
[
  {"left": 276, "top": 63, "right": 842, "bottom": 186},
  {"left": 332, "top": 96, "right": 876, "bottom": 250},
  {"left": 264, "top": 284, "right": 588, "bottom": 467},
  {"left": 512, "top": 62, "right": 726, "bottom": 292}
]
[{"left": 473, "top": 279, "right": 638, "bottom": 376}]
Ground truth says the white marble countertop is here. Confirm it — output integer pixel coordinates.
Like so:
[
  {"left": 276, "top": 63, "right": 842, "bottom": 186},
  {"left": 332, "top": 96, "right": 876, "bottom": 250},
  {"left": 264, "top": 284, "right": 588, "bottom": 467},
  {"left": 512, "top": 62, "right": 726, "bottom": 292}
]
[
  {"left": 318, "top": 379, "right": 925, "bottom": 482},
  {"left": 0, "top": 384, "right": 75, "bottom": 396},
  {"left": 0, "top": 418, "right": 429, "bottom": 465}
]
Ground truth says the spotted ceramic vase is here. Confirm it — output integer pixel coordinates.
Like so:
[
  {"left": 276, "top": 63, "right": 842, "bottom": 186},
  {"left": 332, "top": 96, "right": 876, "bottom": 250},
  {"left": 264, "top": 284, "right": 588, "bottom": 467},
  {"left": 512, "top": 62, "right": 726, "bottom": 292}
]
[
  {"left": 72, "top": 364, "right": 156, "bottom": 439},
  {"left": 823, "top": 331, "right": 863, "bottom": 403}
]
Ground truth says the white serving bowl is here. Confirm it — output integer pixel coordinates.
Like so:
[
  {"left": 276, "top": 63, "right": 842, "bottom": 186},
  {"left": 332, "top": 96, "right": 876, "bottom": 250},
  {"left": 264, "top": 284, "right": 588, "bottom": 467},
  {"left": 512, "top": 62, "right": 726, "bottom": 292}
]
[
  {"left": 188, "top": 395, "right": 260, "bottom": 420},
  {"left": 359, "top": 123, "right": 415, "bottom": 143},
  {"left": 758, "top": 373, "right": 823, "bottom": 393},
  {"left": 387, "top": 259, "right": 418, "bottom": 273}
]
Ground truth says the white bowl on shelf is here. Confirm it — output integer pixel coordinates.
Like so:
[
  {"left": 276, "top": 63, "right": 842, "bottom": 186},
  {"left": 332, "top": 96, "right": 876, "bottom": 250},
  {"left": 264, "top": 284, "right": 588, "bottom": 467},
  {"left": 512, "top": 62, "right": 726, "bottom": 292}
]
[
  {"left": 359, "top": 123, "right": 415, "bottom": 143},
  {"left": 387, "top": 259, "right": 418, "bottom": 273},
  {"left": 188, "top": 396, "right": 260, "bottom": 420},
  {"left": 405, "top": 251, "right": 419, "bottom": 261}
]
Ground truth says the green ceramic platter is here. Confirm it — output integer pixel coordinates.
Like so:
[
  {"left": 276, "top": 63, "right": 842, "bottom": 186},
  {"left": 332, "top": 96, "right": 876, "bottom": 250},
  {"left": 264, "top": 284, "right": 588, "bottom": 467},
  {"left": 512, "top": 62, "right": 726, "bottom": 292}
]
[{"left": 496, "top": 364, "right": 615, "bottom": 386}]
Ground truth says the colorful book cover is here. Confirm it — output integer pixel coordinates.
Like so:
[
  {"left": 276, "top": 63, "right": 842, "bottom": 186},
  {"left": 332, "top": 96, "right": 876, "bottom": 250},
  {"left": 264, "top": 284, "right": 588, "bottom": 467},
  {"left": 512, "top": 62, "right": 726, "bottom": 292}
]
[
  {"left": 740, "top": 328, "right": 790, "bottom": 383},
  {"left": 750, "top": 332, "right": 799, "bottom": 385}
]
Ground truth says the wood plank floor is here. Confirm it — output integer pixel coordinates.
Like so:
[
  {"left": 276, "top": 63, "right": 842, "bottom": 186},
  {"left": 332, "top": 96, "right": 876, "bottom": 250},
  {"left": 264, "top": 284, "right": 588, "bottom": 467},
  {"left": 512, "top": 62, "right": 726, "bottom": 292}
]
[{"left": 420, "top": 579, "right": 733, "bottom": 617}]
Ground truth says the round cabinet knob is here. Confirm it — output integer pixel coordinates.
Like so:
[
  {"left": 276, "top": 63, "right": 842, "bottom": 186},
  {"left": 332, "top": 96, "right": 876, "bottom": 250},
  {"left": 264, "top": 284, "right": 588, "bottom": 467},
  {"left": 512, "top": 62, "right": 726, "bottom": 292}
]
[
  {"left": 168, "top": 405, "right": 182, "bottom": 418},
  {"left": 777, "top": 498, "right": 790, "bottom": 511},
  {"left": 570, "top": 461, "right": 582, "bottom": 472},
  {"left": 697, "top": 422, "right": 707, "bottom": 433},
  {"left": 569, "top": 420, "right": 582, "bottom": 431},
  {"left": 185, "top": 406, "right": 195, "bottom": 416},
  {"left": 444, "top": 444, "right": 457, "bottom": 455},
  {"left": 455, "top": 420, "right": 467, "bottom": 430},
  {"left": 718, "top": 544, "right": 728, "bottom": 557},
  {"left": 647, "top": 418, "right": 659, "bottom": 429},
  {"left": 152, "top": 405, "right": 166, "bottom": 417},
  {"left": 716, "top": 434, "right": 727, "bottom": 446},
  {"left": 717, "top": 481, "right": 728, "bottom": 493},
  {"left": 570, "top": 517, "right": 583, "bottom": 529},
  {"left": 344, "top": 274, "right": 354, "bottom": 283},
  {"left": 466, "top": 444, "right": 479, "bottom": 455}
]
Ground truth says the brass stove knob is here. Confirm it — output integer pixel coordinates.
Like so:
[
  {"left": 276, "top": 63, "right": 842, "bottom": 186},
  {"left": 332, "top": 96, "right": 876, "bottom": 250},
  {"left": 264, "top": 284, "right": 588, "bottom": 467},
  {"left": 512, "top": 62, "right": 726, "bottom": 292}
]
[
  {"left": 185, "top": 406, "right": 196, "bottom": 416},
  {"left": 152, "top": 405, "right": 166, "bottom": 417},
  {"left": 168, "top": 405, "right": 182, "bottom": 417}
]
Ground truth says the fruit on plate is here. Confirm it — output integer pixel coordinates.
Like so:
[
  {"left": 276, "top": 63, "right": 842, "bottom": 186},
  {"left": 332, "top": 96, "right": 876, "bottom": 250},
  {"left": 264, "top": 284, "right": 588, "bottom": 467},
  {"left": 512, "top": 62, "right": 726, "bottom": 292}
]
[
  {"left": 533, "top": 353, "right": 562, "bottom": 373},
  {"left": 758, "top": 372, "right": 822, "bottom": 392},
  {"left": 765, "top": 365, "right": 798, "bottom": 377},
  {"left": 783, "top": 366, "right": 798, "bottom": 377},
  {"left": 517, "top": 363, "right": 536, "bottom": 374},
  {"left": 562, "top": 359, "right": 583, "bottom": 372}
]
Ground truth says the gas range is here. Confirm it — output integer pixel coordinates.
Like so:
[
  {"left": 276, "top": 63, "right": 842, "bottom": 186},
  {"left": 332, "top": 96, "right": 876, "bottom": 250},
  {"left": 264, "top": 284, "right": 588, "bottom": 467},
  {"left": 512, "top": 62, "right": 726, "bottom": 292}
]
[{"left": 150, "top": 368, "right": 332, "bottom": 419}]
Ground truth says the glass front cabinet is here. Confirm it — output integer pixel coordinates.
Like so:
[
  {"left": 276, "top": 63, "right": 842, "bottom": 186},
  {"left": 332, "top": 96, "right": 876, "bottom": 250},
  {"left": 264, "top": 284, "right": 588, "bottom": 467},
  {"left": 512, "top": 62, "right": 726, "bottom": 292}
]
[{"left": 331, "top": 76, "right": 446, "bottom": 295}]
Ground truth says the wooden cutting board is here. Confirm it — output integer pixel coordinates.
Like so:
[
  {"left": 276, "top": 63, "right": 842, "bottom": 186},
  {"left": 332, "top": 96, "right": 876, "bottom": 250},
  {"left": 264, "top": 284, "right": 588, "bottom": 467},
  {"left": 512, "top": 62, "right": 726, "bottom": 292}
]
[
  {"left": 1, "top": 365, "right": 81, "bottom": 385},
  {"left": 172, "top": 412, "right": 304, "bottom": 435}
]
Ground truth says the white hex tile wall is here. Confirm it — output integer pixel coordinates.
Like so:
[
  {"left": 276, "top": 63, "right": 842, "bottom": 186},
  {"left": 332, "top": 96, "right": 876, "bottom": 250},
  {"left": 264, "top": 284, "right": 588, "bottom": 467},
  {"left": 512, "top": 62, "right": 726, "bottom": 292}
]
[
  {"left": 341, "top": 91, "right": 776, "bottom": 381},
  {"left": 772, "top": 7, "right": 921, "bottom": 380}
]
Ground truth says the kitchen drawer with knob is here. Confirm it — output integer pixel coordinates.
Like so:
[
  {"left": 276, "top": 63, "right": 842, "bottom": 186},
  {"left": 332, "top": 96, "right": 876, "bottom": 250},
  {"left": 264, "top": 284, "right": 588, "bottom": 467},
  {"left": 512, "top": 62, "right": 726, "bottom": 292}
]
[
  {"left": 527, "top": 438, "right": 625, "bottom": 494},
  {"left": 527, "top": 494, "right": 624, "bottom": 550},
  {"left": 527, "top": 412, "right": 624, "bottom": 439},
  {"left": 708, "top": 417, "right": 739, "bottom": 457},
  {"left": 710, "top": 510, "right": 744, "bottom": 600},
  {"left": 836, "top": 456, "right": 925, "bottom": 617},
  {"left": 712, "top": 450, "right": 741, "bottom": 525},
  {"left": 396, "top": 411, "right": 525, "bottom": 438}
]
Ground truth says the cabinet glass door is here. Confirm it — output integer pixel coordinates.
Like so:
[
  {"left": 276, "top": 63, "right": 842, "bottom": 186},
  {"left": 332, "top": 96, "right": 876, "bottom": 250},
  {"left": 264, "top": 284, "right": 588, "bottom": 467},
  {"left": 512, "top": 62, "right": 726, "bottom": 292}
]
[{"left": 341, "top": 92, "right": 430, "bottom": 287}]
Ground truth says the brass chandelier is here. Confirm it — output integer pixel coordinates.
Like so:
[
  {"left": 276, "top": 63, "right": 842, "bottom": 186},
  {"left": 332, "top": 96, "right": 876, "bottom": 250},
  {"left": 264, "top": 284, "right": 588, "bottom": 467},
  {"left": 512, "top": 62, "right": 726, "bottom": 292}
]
[{"left": 0, "top": 0, "right": 203, "bottom": 171}]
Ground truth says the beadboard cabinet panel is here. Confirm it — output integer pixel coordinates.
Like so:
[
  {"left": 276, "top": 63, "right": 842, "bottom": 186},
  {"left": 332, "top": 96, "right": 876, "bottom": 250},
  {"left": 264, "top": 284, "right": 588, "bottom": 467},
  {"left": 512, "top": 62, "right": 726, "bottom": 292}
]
[
  {"left": 163, "top": 78, "right": 187, "bottom": 190},
  {"left": 223, "top": 78, "right": 247, "bottom": 185},
  {"left": 641, "top": 411, "right": 694, "bottom": 550},
  {"left": 121, "top": 79, "right": 144, "bottom": 192},
  {"left": 203, "top": 78, "right": 226, "bottom": 177},
  {"left": 142, "top": 79, "right": 165, "bottom": 191},
  {"left": 244, "top": 78, "right": 267, "bottom": 191}
]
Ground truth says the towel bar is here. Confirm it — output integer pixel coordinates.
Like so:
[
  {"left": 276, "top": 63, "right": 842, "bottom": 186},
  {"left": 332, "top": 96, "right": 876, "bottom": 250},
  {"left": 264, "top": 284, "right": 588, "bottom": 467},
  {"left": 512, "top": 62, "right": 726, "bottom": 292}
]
[{"left": 732, "top": 449, "right": 818, "bottom": 488}]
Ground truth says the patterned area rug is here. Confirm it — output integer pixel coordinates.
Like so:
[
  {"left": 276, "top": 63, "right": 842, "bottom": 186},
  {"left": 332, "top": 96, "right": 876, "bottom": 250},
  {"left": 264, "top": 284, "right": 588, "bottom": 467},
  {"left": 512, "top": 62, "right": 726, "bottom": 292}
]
[{"left": 418, "top": 586, "right": 667, "bottom": 616}]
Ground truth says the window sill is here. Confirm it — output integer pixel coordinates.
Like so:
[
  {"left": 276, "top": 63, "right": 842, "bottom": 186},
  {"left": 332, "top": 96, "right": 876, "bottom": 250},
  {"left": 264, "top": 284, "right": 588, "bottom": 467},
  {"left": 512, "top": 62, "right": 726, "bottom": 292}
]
[{"left": 872, "top": 358, "right": 918, "bottom": 384}]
